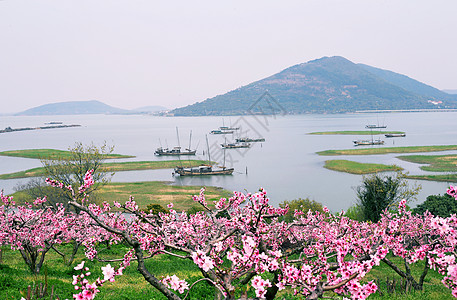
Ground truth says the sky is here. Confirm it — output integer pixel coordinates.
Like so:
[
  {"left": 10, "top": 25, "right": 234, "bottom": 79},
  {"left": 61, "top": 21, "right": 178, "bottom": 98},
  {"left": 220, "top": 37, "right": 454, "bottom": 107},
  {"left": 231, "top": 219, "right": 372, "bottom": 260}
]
[{"left": 1, "top": 0, "right": 456, "bottom": 114}]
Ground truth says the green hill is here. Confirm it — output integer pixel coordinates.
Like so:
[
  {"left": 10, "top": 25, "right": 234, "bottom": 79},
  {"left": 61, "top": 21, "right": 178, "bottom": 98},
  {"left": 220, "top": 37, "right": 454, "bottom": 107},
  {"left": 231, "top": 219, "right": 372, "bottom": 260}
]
[{"left": 172, "top": 56, "right": 457, "bottom": 115}]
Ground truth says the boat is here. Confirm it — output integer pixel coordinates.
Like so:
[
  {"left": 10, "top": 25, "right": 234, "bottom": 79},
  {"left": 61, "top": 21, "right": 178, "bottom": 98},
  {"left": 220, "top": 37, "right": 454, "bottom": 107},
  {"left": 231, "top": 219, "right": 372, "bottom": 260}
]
[
  {"left": 365, "top": 124, "right": 387, "bottom": 129},
  {"left": 154, "top": 146, "right": 196, "bottom": 156},
  {"left": 219, "top": 126, "right": 239, "bottom": 131},
  {"left": 173, "top": 135, "right": 234, "bottom": 176},
  {"left": 155, "top": 128, "right": 196, "bottom": 156},
  {"left": 221, "top": 142, "right": 251, "bottom": 149},
  {"left": 235, "top": 137, "right": 265, "bottom": 143},
  {"left": 174, "top": 164, "right": 234, "bottom": 176},
  {"left": 353, "top": 139, "right": 385, "bottom": 146},
  {"left": 210, "top": 129, "right": 234, "bottom": 134},
  {"left": 385, "top": 133, "right": 406, "bottom": 138}
]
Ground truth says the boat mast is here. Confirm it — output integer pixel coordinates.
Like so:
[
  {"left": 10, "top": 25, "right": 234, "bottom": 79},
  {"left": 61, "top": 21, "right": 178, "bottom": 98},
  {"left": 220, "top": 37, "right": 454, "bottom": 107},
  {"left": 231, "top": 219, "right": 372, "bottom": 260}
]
[
  {"left": 188, "top": 130, "right": 192, "bottom": 150},
  {"left": 176, "top": 127, "right": 181, "bottom": 148},
  {"left": 205, "top": 135, "right": 211, "bottom": 165}
]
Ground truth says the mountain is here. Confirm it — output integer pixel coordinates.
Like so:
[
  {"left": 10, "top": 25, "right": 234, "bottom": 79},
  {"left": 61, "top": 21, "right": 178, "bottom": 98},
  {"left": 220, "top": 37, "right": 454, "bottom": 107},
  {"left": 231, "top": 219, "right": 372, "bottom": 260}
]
[
  {"left": 172, "top": 56, "right": 457, "bottom": 115},
  {"left": 357, "top": 64, "right": 456, "bottom": 101},
  {"left": 16, "top": 100, "right": 131, "bottom": 116}
]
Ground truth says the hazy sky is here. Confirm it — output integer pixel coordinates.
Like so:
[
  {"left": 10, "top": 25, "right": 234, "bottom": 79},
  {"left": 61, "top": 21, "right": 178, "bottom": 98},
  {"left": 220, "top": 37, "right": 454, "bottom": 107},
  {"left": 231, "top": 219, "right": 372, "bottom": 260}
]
[{"left": 1, "top": 0, "right": 456, "bottom": 113}]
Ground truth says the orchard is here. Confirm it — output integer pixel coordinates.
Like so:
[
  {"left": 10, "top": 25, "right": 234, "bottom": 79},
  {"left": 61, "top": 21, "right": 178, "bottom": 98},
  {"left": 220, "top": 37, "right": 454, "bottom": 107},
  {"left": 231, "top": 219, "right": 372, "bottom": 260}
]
[{"left": 2, "top": 171, "right": 457, "bottom": 299}]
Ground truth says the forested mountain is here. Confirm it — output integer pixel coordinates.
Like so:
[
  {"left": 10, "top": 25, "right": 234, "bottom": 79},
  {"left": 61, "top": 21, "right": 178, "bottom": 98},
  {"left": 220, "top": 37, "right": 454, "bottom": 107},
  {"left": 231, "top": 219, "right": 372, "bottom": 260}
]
[{"left": 172, "top": 56, "right": 457, "bottom": 115}]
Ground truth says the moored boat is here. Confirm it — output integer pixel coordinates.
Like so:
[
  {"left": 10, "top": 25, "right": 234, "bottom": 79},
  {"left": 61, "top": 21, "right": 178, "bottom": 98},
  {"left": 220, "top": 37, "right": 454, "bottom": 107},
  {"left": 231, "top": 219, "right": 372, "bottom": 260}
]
[
  {"left": 235, "top": 137, "right": 265, "bottom": 143},
  {"left": 385, "top": 133, "right": 406, "bottom": 138},
  {"left": 154, "top": 146, "right": 196, "bottom": 156},
  {"left": 174, "top": 165, "right": 234, "bottom": 176},
  {"left": 353, "top": 139, "right": 385, "bottom": 146},
  {"left": 221, "top": 142, "right": 251, "bottom": 149}
]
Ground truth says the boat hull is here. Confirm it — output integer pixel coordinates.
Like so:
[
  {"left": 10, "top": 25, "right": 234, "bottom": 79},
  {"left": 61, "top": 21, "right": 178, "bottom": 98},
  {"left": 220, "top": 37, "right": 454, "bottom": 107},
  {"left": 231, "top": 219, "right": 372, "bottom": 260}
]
[
  {"left": 174, "top": 167, "right": 234, "bottom": 176},
  {"left": 353, "top": 140, "right": 384, "bottom": 146},
  {"left": 154, "top": 150, "right": 196, "bottom": 156}
]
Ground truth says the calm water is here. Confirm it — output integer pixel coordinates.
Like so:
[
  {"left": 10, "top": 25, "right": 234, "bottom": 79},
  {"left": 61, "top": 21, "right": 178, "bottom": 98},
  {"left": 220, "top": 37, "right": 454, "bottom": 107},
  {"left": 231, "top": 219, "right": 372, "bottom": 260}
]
[{"left": 1, "top": 112, "right": 456, "bottom": 212}]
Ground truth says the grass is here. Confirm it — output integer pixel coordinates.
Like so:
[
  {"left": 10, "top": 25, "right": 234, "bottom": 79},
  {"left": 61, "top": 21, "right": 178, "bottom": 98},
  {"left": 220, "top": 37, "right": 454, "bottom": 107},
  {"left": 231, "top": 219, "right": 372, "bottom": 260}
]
[
  {"left": 324, "top": 160, "right": 403, "bottom": 174},
  {"left": 0, "top": 149, "right": 134, "bottom": 160},
  {"left": 9, "top": 180, "right": 231, "bottom": 211},
  {"left": 0, "top": 245, "right": 454, "bottom": 300},
  {"left": 405, "top": 174, "right": 457, "bottom": 182},
  {"left": 397, "top": 154, "right": 457, "bottom": 172},
  {"left": 317, "top": 145, "right": 457, "bottom": 156},
  {"left": 309, "top": 131, "right": 405, "bottom": 135},
  {"left": 0, "top": 160, "right": 211, "bottom": 179},
  {"left": 95, "top": 181, "right": 231, "bottom": 211}
]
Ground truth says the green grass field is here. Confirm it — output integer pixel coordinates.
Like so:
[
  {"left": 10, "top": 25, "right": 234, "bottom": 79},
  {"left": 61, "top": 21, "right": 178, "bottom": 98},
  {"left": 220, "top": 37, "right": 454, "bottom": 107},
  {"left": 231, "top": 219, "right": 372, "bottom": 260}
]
[
  {"left": 0, "top": 149, "right": 134, "bottom": 160},
  {"left": 317, "top": 145, "right": 457, "bottom": 156},
  {"left": 0, "top": 244, "right": 453, "bottom": 300},
  {"left": 0, "top": 160, "right": 211, "bottom": 180},
  {"left": 324, "top": 160, "right": 403, "bottom": 174},
  {"left": 309, "top": 131, "right": 405, "bottom": 135},
  {"left": 397, "top": 154, "right": 457, "bottom": 172},
  {"left": 405, "top": 174, "right": 457, "bottom": 182},
  {"left": 9, "top": 180, "right": 231, "bottom": 211}
]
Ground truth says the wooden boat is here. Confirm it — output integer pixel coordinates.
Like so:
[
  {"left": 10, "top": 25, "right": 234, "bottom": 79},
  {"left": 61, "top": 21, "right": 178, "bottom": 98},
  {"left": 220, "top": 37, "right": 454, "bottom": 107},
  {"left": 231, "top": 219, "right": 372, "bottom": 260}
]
[
  {"left": 155, "top": 146, "right": 196, "bottom": 156},
  {"left": 235, "top": 137, "right": 265, "bottom": 143},
  {"left": 385, "top": 133, "right": 406, "bottom": 138},
  {"left": 174, "top": 135, "right": 234, "bottom": 176},
  {"left": 353, "top": 139, "right": 385, "bottom": 146},
  {"left": 219, "top": 126, "right": 239, "bottom": 131},
  {"left": 210, "top": 129, "right": 234, "bottom": 134},
  {"left": 221, "top": 142, "right": 251, "bottom": 149},
  {"left": 174, "top": 165, "right": 234, "bottom": 176},
  {"left": 155, "top": 127, "right": 196, "bottom": 156},
  {"left": 365, "top": 124, "right": 387, "bottom": 129}
]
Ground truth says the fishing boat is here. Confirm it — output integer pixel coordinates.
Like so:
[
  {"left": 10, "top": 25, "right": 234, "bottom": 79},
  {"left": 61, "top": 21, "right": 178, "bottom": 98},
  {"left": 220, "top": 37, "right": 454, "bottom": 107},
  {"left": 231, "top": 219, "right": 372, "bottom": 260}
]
[
  {"left": 210, "top": 129, "right": 234, "bottom": 134},
  {"left": 219, "top": 126, "right": 239, "bottom": 131},
  {"left": 353, "top": 139, "right": 385, "bottom": 146},
  {"left": 173, "top": 135, "right": 234, "bottom": 176},
  {"left": 235, "top": 137, "right": 265, "bottom": 143},
  {"left": 221, "top": 142, "right": 251, "bottom": 149},
  {"left": 174, "top": 164, "right": 234, "bottom": 176},
  {"left": 365, "top": 124, "right": 387, "bottom": 129},
  {"left": 154, "top": 146, "right": 196, "bottom": 156},
  {"left": 155, "top": 128, "right": 196, "bottom": 156},
  {"left": 385, "top": 133, "right": 406, "bottom": 138}
]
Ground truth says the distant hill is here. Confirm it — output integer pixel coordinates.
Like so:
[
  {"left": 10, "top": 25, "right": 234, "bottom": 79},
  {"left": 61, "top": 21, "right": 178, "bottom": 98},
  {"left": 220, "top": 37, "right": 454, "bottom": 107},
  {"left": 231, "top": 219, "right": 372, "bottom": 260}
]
[
  {"left": 172, "top": 56, "right": 457, "bottom": 115},
  {"left": 132, "top": 105, "right": 168, "bottom": 112},
  {"left": 16, "top": 100, "right": 131, "bottom": 116}
]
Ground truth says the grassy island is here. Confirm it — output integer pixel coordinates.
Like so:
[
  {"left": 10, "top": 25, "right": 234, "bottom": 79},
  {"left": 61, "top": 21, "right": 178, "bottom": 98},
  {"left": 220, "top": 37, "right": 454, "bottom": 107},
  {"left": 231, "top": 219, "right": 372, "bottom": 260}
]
[
  {"left": 324, "top": 160, "right": 402, "bottom": 174},
  {"left": 317, "top": 145, "right": 457, "bottom": 156},
  {"left": 309, "top": 130, "right": 404, "bottom": 135},
  {"left": 0, "top": 149, "right": 134, "bottom": 160},
  {"left": 0, "top": 160, "right": 211, "bottom": 179},
  {"left": 397, "top": 154, "right": 457, "bottom": 172}
]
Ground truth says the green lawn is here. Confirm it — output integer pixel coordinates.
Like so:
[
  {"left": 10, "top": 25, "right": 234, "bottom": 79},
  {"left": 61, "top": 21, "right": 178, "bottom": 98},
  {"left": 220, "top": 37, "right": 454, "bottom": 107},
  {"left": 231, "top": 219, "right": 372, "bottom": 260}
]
[
  {"left": 309, "top": 131, "right": 405, "bottom": 135},
  {"left": 0, "top": 160, "right": 211, "bottom": 179},
  {"left": 317, "top": 145, "right": 457, "bottom": 156},
  {"left": 0, "top": 149, "right": 134, "bottom": 160},
  {"left": 397, "top": 154, "right": 457, "bottom": 172},
  {"left": 324, "top": 160, "right": 403, "bottom": 174}
]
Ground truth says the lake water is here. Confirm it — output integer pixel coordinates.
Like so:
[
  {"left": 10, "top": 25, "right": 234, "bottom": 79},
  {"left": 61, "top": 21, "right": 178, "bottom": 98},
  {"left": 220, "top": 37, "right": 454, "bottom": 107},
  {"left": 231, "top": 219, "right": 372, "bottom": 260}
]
[{"left": 1, "top": 112, "right": 456, "bottom": 212}]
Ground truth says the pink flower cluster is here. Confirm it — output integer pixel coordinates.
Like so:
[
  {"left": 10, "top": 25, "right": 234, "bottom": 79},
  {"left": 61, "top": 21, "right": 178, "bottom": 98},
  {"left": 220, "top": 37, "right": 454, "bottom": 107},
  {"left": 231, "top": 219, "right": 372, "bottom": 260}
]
[
  {"left": 72, "top": 261, "right": 123, "bottom": 300},
  {"left": 161, "top": 275, "right": 189, "bottom": 294}
]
